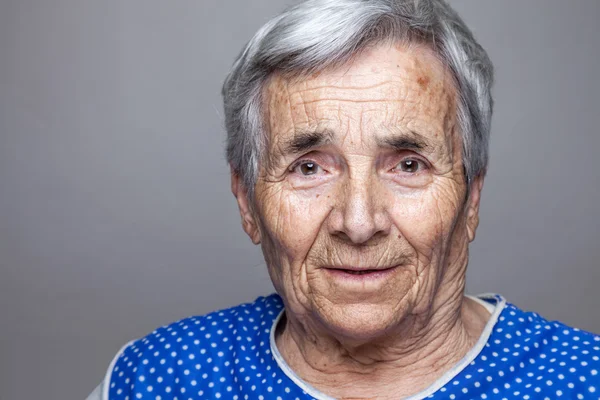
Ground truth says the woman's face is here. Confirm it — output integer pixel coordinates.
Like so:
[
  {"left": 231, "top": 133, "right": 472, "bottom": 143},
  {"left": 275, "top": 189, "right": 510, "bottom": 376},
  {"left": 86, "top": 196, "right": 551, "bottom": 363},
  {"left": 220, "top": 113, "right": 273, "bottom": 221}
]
[{"left": 235, "top": 43, "right": 482, "bottom": 341}]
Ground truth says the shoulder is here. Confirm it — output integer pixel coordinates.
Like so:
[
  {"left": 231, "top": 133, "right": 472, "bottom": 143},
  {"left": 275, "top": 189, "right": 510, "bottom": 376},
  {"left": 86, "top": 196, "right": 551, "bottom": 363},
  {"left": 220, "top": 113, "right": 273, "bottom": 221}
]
[
  {"left": 483, "top": 298, "right": 600, "bottom": 394},
  {"left": 101, "top": 293, "right": 284, "bottom": 399},
  {"left": 497, "top": 300, "right": 600, "bottom": 347}
]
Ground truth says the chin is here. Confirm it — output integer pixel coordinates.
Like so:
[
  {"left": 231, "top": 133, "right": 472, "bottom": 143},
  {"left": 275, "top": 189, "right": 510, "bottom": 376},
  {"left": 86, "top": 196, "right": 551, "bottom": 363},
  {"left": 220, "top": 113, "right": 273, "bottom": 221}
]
[{"left": 313, "top": 300, "right": 410, "bottom": 342}]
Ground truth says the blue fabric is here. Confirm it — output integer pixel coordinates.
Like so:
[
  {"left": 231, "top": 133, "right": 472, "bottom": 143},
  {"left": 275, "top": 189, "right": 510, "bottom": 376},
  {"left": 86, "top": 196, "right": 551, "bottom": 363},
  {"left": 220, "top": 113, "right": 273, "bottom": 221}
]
[{"left": 108, "top": 294, "right": 600, "bottom": 399}]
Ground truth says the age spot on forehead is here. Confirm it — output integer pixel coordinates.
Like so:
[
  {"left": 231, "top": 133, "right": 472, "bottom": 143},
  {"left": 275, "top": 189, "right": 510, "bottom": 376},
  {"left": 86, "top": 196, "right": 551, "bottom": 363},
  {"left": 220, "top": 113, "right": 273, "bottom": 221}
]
[{"left": 416, "top": 75, "right": 430, "bottom": 90}]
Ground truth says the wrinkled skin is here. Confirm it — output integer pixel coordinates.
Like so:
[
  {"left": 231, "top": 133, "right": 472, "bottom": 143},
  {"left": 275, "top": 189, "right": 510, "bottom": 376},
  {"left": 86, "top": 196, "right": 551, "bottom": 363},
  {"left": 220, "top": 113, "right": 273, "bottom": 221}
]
[{"left": 231, "top": 43, "right": 489, "bottom": 399}]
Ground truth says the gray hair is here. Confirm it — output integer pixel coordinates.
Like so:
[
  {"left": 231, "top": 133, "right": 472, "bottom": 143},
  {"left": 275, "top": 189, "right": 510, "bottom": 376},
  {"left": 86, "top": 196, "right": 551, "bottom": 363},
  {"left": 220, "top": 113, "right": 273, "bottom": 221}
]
[{"left": 222, "top": 0, "right": 494, "bottom": 194}]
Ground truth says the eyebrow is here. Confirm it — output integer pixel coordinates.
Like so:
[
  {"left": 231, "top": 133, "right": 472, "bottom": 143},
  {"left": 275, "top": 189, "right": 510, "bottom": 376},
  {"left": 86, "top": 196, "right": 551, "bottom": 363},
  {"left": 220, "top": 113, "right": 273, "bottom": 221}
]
[
  {"left": 277, "top": 127, "right": 435, "bottom": 158},
  {"left": 281, "top": 129, "right": 334, "bottom": 155},
  {"left": 377, "top": 130, "right": 434, "bottom": 153}
]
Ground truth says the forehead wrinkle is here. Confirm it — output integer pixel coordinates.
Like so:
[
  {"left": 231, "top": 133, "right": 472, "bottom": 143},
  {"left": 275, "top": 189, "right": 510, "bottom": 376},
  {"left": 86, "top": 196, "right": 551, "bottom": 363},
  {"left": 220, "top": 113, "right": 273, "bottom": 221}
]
[
  {"left": 265, "top": 45, "right": 461, "bottom": 168},
  {"left": 264, "top": 77, "right": 297, "bottom": 171},
  {"left": 342, "top": 102, "right": 368, "bottom": 149},
  {"left": 290, "top": 78, "right": 408, "bottom": 97},
  {"left": 290, "top": 79, "right": 447, "bottom": 110},
  {"left": 285, "top": 71, "right": 454, "bottom": 125},
  {"left": 288, "top": 75, "right": 422, "bottom": 106}
]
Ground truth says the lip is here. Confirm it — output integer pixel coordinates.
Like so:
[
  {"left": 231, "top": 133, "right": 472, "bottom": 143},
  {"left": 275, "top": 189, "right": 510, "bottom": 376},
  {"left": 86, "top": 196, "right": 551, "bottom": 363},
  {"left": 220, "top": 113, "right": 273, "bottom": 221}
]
[
  {"left": 324, "top": 265, "right": 398, "bottom": 272},
  {"left": 322, "top": 265, "right": 399, "bottom": 281}
]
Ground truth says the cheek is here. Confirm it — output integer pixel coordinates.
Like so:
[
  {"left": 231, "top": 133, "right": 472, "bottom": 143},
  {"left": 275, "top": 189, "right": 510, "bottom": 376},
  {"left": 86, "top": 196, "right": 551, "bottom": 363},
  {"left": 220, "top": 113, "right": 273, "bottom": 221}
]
[
  {"left": 259, "top": 185, "right": 334, "bottom": 262},
  {"left": 390, "top": 187, "right": 461, "bottom": 260}
]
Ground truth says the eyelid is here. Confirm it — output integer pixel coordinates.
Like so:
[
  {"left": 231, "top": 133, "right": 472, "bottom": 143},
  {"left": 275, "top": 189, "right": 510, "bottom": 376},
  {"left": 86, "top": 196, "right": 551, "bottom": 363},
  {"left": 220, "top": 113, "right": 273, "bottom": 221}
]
[{"left": 288, "top": 150, "right": 337, "bottom": 171}]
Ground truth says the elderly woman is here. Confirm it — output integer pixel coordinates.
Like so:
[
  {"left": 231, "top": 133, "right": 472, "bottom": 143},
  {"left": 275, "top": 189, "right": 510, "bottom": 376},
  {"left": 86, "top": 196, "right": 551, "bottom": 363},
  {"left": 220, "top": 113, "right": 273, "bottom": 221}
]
[{"left": 88, "top": 0, "right": 600, "bottom": 399}]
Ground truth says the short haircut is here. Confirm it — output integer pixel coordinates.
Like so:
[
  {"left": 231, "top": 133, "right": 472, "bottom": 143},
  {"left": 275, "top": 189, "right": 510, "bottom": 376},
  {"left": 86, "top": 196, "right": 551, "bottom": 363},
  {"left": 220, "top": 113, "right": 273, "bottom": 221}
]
[{"left": 222, "top": 0, "right": 494, "bottom": 195}]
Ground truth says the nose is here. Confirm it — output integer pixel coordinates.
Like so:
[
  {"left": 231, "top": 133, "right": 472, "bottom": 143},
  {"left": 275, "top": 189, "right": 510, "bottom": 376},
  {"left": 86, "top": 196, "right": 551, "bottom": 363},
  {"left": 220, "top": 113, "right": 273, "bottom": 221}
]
[{"left": 329, "top": 176, "right": 391, "bottom": 244}]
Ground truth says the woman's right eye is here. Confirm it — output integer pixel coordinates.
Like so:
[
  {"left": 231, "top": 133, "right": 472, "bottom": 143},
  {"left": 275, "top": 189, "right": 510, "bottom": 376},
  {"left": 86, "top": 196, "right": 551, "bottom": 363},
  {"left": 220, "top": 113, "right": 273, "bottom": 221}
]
[{"left": 292, "top": 161, "right": 324, "bottom": 176}]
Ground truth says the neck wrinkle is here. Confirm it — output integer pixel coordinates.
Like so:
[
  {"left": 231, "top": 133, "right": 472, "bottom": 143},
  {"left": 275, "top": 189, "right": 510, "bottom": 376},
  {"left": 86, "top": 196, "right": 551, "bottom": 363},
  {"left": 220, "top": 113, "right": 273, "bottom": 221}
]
[{"left": 276, "top": 287, "right": 483, "bottom": 399}]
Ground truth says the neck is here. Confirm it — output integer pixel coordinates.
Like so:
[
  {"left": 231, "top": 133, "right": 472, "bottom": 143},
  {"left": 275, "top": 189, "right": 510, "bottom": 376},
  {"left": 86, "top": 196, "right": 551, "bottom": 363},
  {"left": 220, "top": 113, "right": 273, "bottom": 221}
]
[{"left": 274, "top": 287, "right": 490, "bottom": 399}]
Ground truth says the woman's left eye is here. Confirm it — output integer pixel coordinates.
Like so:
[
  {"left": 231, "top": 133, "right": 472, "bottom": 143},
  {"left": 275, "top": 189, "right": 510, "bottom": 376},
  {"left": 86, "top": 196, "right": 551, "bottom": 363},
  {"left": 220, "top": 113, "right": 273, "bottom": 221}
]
[{"left": 394, "top": 158, "right": 425, "bottom": 173}]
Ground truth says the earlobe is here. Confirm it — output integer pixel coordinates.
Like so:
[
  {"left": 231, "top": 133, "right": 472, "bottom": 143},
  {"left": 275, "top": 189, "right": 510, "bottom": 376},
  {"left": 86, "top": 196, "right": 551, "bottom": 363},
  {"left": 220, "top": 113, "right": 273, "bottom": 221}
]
[
  {"left": 231, "top": 168, "right": 261, "bottom": 245},
  {"left": 466, "top": 176, "right": 484, "bottom": 242}
]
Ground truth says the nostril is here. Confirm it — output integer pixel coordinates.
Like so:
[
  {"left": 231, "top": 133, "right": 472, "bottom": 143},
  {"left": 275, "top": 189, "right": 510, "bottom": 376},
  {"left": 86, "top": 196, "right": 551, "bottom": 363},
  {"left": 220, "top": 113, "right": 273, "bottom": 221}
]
[{"left": 326, "top": 182, "right": 391, "bottom": 244}]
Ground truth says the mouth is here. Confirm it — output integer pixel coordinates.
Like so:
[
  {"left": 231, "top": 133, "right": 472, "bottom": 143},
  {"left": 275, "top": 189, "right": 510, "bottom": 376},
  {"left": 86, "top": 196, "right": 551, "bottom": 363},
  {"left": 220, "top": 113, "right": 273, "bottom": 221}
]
[
  {"left": 323, "top": 265, "right": 399, "bottom": 280},
  {"left": 341, "top": 270, "right": 380, "bottom": 275}
]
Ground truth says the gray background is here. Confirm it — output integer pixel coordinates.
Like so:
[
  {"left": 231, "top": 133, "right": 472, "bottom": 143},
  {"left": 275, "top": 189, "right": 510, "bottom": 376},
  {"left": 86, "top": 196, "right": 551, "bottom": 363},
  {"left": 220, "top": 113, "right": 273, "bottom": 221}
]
[{"left": 0, "top": 1, "right": 599, "bottom": 399}]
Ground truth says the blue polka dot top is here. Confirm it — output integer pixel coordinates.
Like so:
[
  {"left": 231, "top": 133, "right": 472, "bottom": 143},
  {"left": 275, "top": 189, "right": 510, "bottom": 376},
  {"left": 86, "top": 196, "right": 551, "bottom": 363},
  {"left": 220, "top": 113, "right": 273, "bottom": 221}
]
[{"left": 103, "top": 294, "right": 600, "bottom": 399}]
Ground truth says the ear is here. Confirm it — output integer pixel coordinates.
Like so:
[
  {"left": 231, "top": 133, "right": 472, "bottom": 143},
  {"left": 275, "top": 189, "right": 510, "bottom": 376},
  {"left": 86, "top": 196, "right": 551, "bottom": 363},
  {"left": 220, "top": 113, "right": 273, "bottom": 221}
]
[
  {"left": 465, "top": 176, "right": 484, "bottom": 243},
  {"left": 231, "top": 168, "right": 261, "bottom": 245}
]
